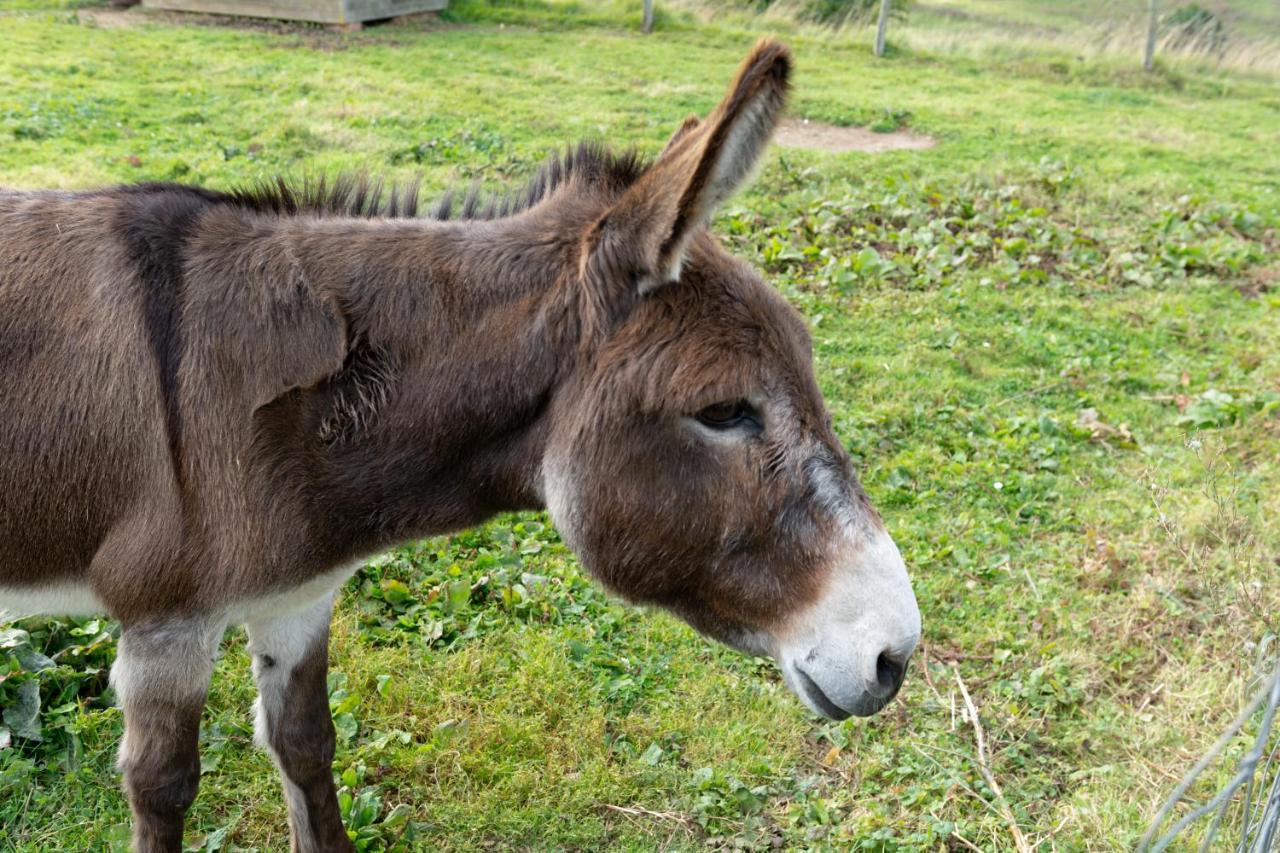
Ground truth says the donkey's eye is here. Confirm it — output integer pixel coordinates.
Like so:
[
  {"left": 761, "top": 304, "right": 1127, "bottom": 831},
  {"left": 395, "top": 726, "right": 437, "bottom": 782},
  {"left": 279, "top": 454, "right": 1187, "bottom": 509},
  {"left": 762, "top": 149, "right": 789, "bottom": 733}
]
[{"left": 695, "top": 400, "right": 760, "bottom": 431}]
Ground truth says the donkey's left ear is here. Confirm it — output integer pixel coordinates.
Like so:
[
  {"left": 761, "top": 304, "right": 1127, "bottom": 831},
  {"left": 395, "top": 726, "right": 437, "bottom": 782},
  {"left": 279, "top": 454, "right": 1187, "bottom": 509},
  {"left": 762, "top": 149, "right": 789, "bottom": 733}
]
[{"left": 588, "top": 38, "right": 791, "bottom": 294}]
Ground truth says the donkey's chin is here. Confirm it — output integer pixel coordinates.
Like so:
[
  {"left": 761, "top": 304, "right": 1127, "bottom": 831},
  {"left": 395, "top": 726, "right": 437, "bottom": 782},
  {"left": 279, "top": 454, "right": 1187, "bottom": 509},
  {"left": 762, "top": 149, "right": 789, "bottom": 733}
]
[
  {"left": 672, "top": 618, "right": 895, "bottom": 718},
  {"left": 779, "top": 659, "right": 900, "bottom": 720}
]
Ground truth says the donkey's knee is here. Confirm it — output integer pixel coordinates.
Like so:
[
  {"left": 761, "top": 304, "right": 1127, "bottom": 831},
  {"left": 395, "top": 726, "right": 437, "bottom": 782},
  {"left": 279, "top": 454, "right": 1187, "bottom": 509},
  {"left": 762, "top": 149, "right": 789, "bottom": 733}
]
[
  {"left": 260, "top": 694, "right": 337, "bottom": 786},
  {"left": 248, "top": 593, "right": 351, "bottom": 853},
  {"left": 118, "top": 711, "right": 203, "bottom": 837},
  {"left": 112, "top": 616, "right": 224, "bottom": 852},
  {"left": 249, "top": 596, "right": 337, "bottom": 779}
]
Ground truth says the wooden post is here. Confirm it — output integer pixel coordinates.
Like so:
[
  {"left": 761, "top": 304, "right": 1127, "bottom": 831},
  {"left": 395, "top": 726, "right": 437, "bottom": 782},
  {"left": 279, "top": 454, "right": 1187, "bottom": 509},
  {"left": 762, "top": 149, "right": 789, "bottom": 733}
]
[
  {"left": 1144, "top": 0, "right": 1159, "bottom": 70},
  {"left": 874, "top": 0, "right": 891, "bottom": 57},
  {"left": 642, "top": 0, "right": 653, "bottom": 34}
]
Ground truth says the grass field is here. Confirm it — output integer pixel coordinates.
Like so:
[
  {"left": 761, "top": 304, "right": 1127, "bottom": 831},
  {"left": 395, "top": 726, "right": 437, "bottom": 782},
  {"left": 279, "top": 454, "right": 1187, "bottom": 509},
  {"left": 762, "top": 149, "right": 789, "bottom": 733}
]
[{"left": 2, "top": 0, "right": 1279, "bottom": 849}]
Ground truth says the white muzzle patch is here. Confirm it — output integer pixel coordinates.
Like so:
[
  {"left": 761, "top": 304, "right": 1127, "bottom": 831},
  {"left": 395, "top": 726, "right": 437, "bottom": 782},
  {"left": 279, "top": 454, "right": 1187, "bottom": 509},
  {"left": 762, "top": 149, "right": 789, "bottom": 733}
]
[{"left": 774, "top": 526, "right": 921, "bottom": 719}]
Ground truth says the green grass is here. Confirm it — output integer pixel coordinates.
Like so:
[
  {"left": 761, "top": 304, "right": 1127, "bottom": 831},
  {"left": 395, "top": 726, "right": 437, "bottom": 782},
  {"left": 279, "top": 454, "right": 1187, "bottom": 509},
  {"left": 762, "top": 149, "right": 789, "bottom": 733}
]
[{"left": 2, "top": 0, "right": 1279, "bottom": 849}]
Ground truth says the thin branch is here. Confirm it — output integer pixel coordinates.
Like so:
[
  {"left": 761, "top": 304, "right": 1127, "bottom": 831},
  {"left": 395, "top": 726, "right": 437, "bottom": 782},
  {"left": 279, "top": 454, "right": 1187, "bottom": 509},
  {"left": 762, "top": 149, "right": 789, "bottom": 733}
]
[
  {"left": 952, "top": 664, "right": 1033, "bottom": 853},
  {"left": 603, "top": 803, "right": 694, "bottom": 829},
  {"left": 951, "top": 831, "right": 985, "bottom": 853},
  {"left": 917, "top": 644, "right": 947, "bottom": 705}
]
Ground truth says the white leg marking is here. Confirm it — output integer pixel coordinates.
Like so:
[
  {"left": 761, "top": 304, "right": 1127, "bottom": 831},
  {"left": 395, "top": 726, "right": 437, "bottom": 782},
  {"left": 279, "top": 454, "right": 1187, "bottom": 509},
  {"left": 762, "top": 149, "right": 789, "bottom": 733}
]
[
  {"left": 246, "top": 589, "right": 339, "bottom": 853},
  {"left": 110, "top": 614, "right": 226, "bottom": 769}
]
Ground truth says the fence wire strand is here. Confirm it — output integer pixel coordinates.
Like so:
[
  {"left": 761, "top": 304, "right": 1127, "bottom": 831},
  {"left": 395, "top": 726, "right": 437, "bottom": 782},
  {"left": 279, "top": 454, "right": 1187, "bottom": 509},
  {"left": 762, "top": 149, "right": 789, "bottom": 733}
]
[{"left": 1139, "top": 651, "right": 1280, "bottom": 852}]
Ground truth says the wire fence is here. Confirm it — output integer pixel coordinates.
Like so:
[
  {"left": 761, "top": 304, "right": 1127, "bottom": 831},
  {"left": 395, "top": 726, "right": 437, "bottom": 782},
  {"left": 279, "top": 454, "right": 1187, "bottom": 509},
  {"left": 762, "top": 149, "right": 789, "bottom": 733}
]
[
  {"left": 654, "top": 2, "right": 1280, "bottom": 75},
  {"left": 1139, "top": 640, "right": 1280, "bottom": 852}
]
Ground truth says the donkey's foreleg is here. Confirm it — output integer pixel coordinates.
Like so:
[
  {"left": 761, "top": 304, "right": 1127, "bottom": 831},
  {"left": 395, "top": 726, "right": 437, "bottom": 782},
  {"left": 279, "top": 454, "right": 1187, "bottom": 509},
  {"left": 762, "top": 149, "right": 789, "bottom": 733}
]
[
  {"left": 246, "top": 593, "right": 352, "bottom": 853},
  {"left": 111, "top": 615, "right": 225, "bottom": 853}
]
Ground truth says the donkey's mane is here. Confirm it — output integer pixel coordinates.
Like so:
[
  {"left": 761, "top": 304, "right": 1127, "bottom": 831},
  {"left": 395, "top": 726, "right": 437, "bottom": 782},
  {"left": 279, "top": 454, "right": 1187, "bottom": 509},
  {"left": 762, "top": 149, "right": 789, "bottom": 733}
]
[{"left": 226, "top": 141, "right": 649, "bottom": 222}]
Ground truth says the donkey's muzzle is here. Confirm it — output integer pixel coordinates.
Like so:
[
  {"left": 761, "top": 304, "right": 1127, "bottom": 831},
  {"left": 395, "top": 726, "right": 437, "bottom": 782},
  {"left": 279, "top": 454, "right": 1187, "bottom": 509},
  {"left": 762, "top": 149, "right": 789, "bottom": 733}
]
[
  {"left": 793, "top": 666, "right": 855, "bottom": 720},
  {"left": 790, "top": 643, "right": 913, "bottom": 720},
  {"left": 775, "top": 527, "right": 921, "bottom": 720}
]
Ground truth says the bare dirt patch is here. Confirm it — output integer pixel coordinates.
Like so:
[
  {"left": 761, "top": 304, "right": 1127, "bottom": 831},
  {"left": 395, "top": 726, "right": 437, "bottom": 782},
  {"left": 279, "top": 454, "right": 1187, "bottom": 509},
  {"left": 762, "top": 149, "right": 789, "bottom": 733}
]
[
  {"left": 773, "top": 117, "right": 936, "bottom": 153},
  {"left": 1237, "top": 263, "right": 1279, "bottom": 299},
  {"left": 73, "top": 8, "right": 147, "bottom": 28}
]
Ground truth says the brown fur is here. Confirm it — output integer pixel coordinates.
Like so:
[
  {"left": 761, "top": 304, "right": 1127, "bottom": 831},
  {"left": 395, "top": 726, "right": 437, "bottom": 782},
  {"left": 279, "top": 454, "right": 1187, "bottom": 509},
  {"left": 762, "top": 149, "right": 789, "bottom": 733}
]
[{"left": 0, "top": 40, "right": 903, "bottom": 851}]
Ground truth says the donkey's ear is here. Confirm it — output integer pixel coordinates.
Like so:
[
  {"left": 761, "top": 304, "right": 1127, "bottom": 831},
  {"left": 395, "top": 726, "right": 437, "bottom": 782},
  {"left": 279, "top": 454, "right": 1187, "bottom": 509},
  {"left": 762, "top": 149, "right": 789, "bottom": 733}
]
[
  {"left": 661, "top": 115, "right": 702, "bottom": 156},
  {"left": 589, "top": 38, "right": 790, "bottom": 293}
]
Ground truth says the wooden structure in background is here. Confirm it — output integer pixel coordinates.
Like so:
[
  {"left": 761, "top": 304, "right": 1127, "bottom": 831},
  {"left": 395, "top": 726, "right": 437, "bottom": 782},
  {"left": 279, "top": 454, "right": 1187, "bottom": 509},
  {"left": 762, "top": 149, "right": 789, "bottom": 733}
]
[
  {"left": 141, "top": 0, "right": 444, "bottom": 26},
  {"left": 1144, "top": 0, "right": 1160, "bottom": 69},
  {"left": 874, "top": 0, "right": 891, "bottom": 57}
]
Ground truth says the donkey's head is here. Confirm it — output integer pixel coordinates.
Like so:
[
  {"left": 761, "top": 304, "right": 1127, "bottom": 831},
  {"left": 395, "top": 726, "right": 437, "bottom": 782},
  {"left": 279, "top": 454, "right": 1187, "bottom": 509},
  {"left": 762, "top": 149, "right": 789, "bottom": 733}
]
[{"left": 541, "top": 40, "right": 920, "bottom": 719}]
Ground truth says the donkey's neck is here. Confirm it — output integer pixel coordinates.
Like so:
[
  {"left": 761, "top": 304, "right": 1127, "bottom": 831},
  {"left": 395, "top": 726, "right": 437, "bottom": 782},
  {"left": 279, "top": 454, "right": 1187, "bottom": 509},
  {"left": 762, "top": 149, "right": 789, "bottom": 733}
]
[{"left": 275, "top": 211, "right": 585, "bottom": 558}]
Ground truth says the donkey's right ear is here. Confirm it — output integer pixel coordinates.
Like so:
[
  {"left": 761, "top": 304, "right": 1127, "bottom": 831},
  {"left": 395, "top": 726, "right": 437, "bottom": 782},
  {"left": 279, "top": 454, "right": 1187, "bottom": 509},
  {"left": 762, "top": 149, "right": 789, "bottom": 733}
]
[{"left": 584, "top": 38, "right": 791, "bottom": 299}]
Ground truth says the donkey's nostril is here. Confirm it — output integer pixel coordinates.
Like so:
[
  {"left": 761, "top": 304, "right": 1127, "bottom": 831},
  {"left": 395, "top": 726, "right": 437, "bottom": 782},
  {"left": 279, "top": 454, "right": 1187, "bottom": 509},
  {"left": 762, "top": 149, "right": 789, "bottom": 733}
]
[{"left": 875, "top": 650, "right": 908, "bottom": 697}]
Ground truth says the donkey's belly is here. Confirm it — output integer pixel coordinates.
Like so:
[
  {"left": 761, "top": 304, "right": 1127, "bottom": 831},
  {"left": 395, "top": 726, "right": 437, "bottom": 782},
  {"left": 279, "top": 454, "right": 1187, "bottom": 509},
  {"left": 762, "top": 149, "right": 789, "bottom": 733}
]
[{"left": 0, "top": 580, "right": 107, "bottom": 620}]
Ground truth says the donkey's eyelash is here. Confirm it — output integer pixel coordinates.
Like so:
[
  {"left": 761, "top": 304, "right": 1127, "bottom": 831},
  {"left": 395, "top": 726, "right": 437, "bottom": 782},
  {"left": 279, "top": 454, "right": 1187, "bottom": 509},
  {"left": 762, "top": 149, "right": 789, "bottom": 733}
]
[{"left": 693, "top": 400, "right": 763, "bottom": 432}]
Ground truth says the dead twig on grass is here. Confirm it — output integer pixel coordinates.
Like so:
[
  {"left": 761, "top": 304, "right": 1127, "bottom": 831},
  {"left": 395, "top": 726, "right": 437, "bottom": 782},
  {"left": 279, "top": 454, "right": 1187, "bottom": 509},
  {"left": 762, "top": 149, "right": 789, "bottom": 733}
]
[
  {"left": 916, "top": 642, "right": 947, "bottom": 705},
  {"left": 930, "top": 648, "right": 995, "bottom": 664},
  {"left": 952, "top": 664, "right": 1033, "bottom": 853},
  {"left": 602, "top": 803, "right": 696, "bottom": 834},
  {"left": 950, "top": 830, "right": 985, "bottom": 852}
]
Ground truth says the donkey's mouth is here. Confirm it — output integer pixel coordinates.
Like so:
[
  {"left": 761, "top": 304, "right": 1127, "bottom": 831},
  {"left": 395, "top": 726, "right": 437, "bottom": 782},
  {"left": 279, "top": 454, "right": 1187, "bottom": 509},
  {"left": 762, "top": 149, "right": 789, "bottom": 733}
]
[{"left": 793, "top": 667, "right": 855, "bottom": 721}]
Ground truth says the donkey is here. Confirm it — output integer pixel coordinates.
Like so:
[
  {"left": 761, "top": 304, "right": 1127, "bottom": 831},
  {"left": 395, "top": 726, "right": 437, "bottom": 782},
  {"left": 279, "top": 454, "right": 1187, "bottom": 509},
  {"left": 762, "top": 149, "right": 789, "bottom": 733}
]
[{"left": 0, "top": 39, "right": 920, "bottom": 851}]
